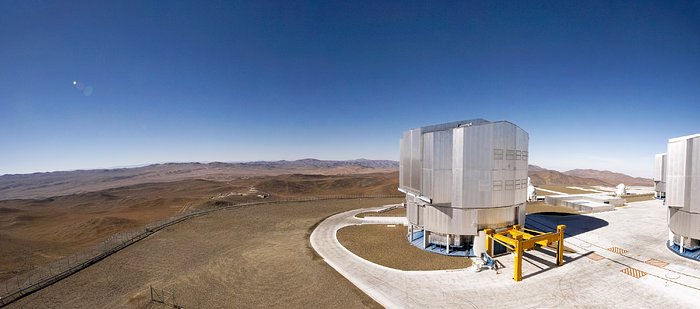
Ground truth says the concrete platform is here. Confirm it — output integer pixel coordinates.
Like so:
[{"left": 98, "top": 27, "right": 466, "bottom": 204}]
[
  {"left": 310, "top": 200, "right": 700, "bottom": 308},
  {"left": 545, "top": 194, "right": 623, "bottom": 213}
]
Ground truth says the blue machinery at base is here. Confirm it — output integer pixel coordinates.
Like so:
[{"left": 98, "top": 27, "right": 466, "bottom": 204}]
[
  {"left": 667, "top": 241, "right": 700, "bottom": 261},
  {"left": 407, "top": 224, "right": 566, "bottom": 282}
]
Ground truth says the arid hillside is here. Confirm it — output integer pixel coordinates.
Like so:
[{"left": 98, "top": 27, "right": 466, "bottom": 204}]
[
  {"left": 0, "top": 159, "right": 399, "bottom": 201},
  {"left": 528, "top": 165, "right": 653, "bottom": 186},
  {"left": 528, "top": 165, "right": 612, "bottom": 186},
  {"left": 563, "top": 169, "right": 652, "bottom": 186},
  {"left": 0, "top": 169, "right": 399, "bottom": 282},
  {"left": 256, "top": 172, "right": 398, "bottom": 197}
]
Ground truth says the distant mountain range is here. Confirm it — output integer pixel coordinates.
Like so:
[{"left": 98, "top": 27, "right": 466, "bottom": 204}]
[
  {"left": 562, "top": 169, "right": 652, "bottom": 186},
  {"left": 236, "top": 158, "right": 399, "bottom": 169},
  {"left": 0, "top": 159, "right": 652, "bottom": 201},
  {"left": 0, "top": 159, "right": 399, "bottom": 200},
  {"left": 528, "top": 165, "right": 652, "bottom": 186}
]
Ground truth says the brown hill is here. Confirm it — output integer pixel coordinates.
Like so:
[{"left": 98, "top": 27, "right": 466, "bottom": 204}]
[
  {"left": 563, "top": 169, "right": 652, "bottom": 186},
  {"left": 0, "top": 159, "right": 398, "bottom": 201},
  {"left": 255, "top": 172, "right": 398, "bottom": 197},
  {"left": 528, "top": 165, "right": 612, "bottom": 186}
]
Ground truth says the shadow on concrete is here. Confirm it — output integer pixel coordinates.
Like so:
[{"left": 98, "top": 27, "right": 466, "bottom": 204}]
[
  {"left": 526, "top": 213, "right": 609, "bottom": 238},
  {"left": 520, "top": 248, "right": 594, "bottom": 280}
]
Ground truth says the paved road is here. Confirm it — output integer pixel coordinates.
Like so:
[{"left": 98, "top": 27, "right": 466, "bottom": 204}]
[{"left": 311, "top": 200, "right": 700, "bottom": 308}]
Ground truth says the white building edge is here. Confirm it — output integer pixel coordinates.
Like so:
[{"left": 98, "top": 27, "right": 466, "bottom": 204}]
[{"left": 664, "top": 133, "right": 700, "bottom": 253}]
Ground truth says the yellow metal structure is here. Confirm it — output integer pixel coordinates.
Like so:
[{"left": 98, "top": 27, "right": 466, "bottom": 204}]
[{"left": 484, "top": 224, "right": 566, "bottom": 282}]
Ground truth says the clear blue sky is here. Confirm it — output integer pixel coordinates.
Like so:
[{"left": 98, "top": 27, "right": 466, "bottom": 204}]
[{"left": 1, "top": 1, "right": 699, "bottom": 177}]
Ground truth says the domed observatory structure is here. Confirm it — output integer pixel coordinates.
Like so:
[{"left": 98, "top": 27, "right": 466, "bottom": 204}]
[
  {"left": 666, "top": 134, "right": 700, "bottom": 259},
  {"left": 399, "top": 119, "right": 528, "bottom": 256}
]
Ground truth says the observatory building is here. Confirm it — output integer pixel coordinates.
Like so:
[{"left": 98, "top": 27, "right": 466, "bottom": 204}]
[
  {"left": 664, "top": 134, "right": 700, "bottom": 258},
  {"left": 399, "top": 119, "right": 528, "bottom": 256},
  {"left": 654, "top": 153, "right": 667, "bottom": 199}
]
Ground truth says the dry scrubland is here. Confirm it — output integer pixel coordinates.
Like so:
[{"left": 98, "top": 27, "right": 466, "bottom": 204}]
[
  {"left": 8, "top": 198, "right": 401, "bottom": 308},
  {"left": 0, "top": 172, "right": 399, "bottom": 282},
  {"left": 0, "top": 179, "right": 243, "bottom": 281}
]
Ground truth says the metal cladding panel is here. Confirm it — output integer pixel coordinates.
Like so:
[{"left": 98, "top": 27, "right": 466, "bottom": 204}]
[
  {"left": 666, "top": 138, "right": 689, "bottom": 208},
  {"left": 518, "top": 203, "right": 526, "bottom": 227},
  {"left": 515, "top": 127, "right": 529, "bottom": 204},
  {"left": 451, "top": 122, "right": 528, "bottom": 209},
  {"left": 669, "top": 208, "right": 700, "bottom": 240},
  {"left": 409, "top": 128, "right": 422, "bottom": 193},
  {"left": 452, "top": 128, "right": 465, "bottom": 209},
  {"left": 399, "top": 132, "right": 410, "bottom": 190},
  {"left": 433, "top": 130, "right": 453, "bottom": 170},
  {"left": 420, "top": 130, "right": 453, "bottom": 203},
  {"left": 421, "top": 133, "right": 434, "bottom": 198},
  {"left": 490, "top": 122, "right": 529, "bottom": 207},
  {"left": 691, "top": 138, "right": 700, "bottom": 213},
  {"left": 406, "top": 198, "right": 419, "bottom": 225},
  {"left": 654, "top": 153, "right": 667, "bottom": 182},
  {"left": 421, "top": 205, "right": 478, "bottom": 235},
  {"left": 426, "top": 130, "right": 453, "bottom": 204},
  {"left": 476, "top": 206, "right": 520, "bottom": 230},
  {"left": 452, "top": 125, "right": 495, "bottom": 209},
  {"left": 432, "top": 170, "right": 452, "bottom": 204},
  {"left": 399, "top": 129, "right": 422, "bottom": 193}
]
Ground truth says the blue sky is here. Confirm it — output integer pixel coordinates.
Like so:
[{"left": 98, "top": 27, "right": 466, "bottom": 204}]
[{"left": 1, "top": 1, "right": 699, "bottom": 177}]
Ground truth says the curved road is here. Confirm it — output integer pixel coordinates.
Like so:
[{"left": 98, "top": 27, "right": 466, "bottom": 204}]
[{"left": 311, "top": 201, "right": 700, "bottom": 308}]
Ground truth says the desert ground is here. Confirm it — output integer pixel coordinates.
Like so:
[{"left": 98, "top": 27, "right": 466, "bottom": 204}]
[
  {"left": 7, "top": 198, "right": 401, "bottom": 308},
  {"left": 0, "top": 171, "right": 399, "bottom": 282},
  {"left": 0, "top": 160, "right": 657, "bottom": 307}
]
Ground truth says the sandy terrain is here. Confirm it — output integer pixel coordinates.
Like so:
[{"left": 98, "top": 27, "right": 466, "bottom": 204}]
[
  {"left": 7, "top": 198, "right": 401, "bottom": 308},
  {"left": 0, "top": 173, "right": 399, "bottom": 282}
]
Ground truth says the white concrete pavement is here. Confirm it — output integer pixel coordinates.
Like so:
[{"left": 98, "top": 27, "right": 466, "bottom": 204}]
[{"left": 310, "top": 200, "right": 700, "bottom": 308}]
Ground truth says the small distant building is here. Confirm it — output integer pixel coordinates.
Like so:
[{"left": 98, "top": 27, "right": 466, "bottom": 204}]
[
  {"left": 654, "top": 153, "right": 667, "bottom": 199},
  {"left": 545, "top": 194, "right": 624, "bottom": 213},
  {"left": 665, "top": 134, "right": 700, "bottom": 255},
  {"left": 526, "top": 177, "right": 536, "bottom": 202},
  {"left": 615, "top": 183, "right": 626, "bottom": 197}
]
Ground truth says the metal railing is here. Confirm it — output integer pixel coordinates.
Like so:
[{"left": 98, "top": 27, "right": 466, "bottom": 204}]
[{"left": 0, "top": 194, "right": 402, "bottom": 307}]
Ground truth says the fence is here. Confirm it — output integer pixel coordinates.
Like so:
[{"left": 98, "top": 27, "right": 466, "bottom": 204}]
[
  {"left": 0, "top": 194, "right": 402, "bottom": 307},
  {"left": 150, "top": 286, "right": 178, "bottom": 308}
]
